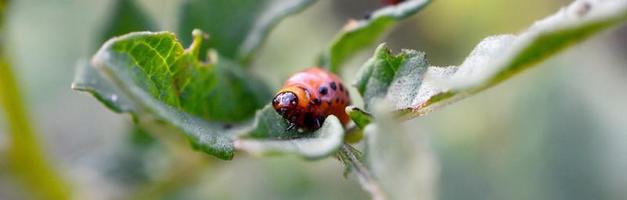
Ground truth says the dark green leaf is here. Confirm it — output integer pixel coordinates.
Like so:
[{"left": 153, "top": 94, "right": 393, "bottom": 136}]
[
  {"left": 73, "top": 31, "right": 273, "bottom": 159},
  {"left": 178, "top": 0, "right": 317, "bottom": 63},
  {"left": 234, "top": 105, "right": 345, "bottom": 160},
  {"left": 178, "top": 55, "right": 271, "bottom": 122},
  {"left": 355, "top": 0, "right": 627, "bottom": 121},
  {"left": 321, "top": 0, "right": 431, "bottom": 73}
]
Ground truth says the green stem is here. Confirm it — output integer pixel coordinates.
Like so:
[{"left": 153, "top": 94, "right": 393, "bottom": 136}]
[
  {"left": 0, "top": 57, "right": 72, "bottom": 199},
  {"left": 337, "top": 144, "right": 386, "bottom": 200}
]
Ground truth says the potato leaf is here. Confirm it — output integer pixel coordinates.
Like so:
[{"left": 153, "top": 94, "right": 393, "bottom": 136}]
[
  {"left": 73, "top": 60, "right": 236, "bottom": 159},
  {"left": 73, "top": 31, "right": 272, "bottom": 159},
  {"left": 355, "top": 0, "right": 627, "bottom": 121}
]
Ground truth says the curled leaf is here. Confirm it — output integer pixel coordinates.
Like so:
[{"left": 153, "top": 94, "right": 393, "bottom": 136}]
[{"left": 234, "top": 105, "right": 345, "bottom": 160}]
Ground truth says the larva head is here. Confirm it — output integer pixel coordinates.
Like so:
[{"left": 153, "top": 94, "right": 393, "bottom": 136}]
[{"left": 272, "top": 91, "right": 299, "bottom": 117}]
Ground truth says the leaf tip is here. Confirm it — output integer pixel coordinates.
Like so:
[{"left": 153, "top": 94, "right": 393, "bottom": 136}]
[{"left": 346, "top": 106, "right": 374, "bottom": 129}]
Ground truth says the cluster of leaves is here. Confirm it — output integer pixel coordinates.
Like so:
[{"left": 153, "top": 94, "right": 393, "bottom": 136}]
[
  {"left": 72, "top": 0, "right": 627, "bottom": 198},
  {"left": 73, "top": 0, "right": 431, "bottom": 160}
]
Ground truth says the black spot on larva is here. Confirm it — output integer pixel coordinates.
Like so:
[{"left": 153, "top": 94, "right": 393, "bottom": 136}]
[
  {"left": 330, "top": 82, "right": 337, "bottom": 90},
  {"left": 319, "top": 87, "right": 328, "bottom": 95},
  {"left": 303, "top": 113, "right": 318, "bottom": 128},
  {"left": 312, "top": 98, "right": 321, "bottom": 105},
  {"left": 363, "top": 13, "right": 372, "bottom": 20},
  {"left": 339, "top": 83, "right": 344, "bottom": 91}
]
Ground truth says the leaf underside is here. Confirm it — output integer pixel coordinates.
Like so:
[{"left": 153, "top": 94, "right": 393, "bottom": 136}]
[
  {"left": 234, "top": 105, "right": 345, "bottom": 160},
  {"left": 355, "top": 0, "right": 627, "bottom": 122}
]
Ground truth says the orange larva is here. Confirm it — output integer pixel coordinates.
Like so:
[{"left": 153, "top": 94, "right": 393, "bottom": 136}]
[{"left": 272, "top": 67, "right": 351, "bottom": 131}]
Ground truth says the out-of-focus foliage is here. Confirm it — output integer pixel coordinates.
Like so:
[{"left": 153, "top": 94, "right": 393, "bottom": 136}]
[
  {"left": 178, "top": 0, "right": 317, "bottom": 63},
  {"left": 321, "top": 0, "right": 431, "bottom": 73},
  {"left": 98, "top": 0, "right": 156, "bottom": 44},
  {"left": 0, "top": 0, "right": 71, "bottom": 199}
]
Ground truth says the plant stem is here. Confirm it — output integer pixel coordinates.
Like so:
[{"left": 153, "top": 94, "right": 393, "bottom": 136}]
[
  {"left": 0, "top": 57, "right": 72, "bottom": 199},
  {"left": 337, "top": 144, "right": 386, "bottom": 200}
]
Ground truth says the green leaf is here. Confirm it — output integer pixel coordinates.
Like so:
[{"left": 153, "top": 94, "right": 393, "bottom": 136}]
[
  {"left": 178, "top": 55, "right": 271, "bottom": 122},
  {"left": 74, "top": 31, "right": 346, "bottom": 160},
  {"left": 321, "top": 0, "right": 431, "bottom": 73},
  {"left": 178, "top": 0, "right": 317, "bottom": 63},
  {"left": 234, "top": 105, "right": 345, "bottom": 160},
  {"left": 355, "top": 44, "right": 435, "bottom": 112},
  {"left": 99, "top": 0, "right": 156, "bottom": 44},
  {"left": 73, "top": 31, "right": 272, "bottom": 159},
  {"left": 355, "top": 0, "right": 627, "bottom": 121},
  {"left": 73, "top": 60, "right": 137, "bottom": 113},
  {"left": 73, "top": 61, "right": 236, "bottom": 159}
]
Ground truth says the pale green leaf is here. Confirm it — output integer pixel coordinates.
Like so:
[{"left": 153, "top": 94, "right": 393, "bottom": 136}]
[
  {"left": 234, "top": 105, "right": 345, "bottom": 160},
  {"left": 355, "top": 0, "right": 627, "bottom": 121}
]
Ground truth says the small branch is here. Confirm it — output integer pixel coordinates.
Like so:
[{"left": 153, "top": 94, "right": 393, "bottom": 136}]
[
  {"left": 337, "top": 144, "right": 386, "bottom": 200},
  {"left": 0, "top": 57, "right": 71, "bottom": 199}
]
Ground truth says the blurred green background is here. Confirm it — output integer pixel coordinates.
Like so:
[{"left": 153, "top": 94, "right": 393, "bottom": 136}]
[{"left": 1, "top": 0, "right": 627, "bottom": 199}]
